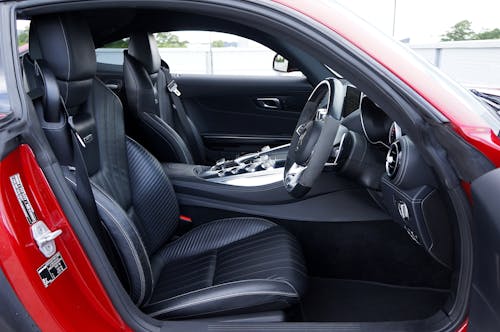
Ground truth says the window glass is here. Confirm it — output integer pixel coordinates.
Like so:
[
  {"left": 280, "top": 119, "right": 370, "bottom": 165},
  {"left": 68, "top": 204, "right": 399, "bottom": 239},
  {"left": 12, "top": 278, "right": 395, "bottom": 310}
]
[
  {"left": 17, "top": 20, "right": 30, "bottom": 53},
  {"left": 96, "top": 31, "right": 304, "bottom": 76}
]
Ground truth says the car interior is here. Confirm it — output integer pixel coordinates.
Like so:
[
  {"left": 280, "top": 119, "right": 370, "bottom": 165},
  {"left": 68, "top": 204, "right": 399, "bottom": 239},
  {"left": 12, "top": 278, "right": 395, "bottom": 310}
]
[{"left": 16, "top": 3, "right": 463, "bottom": 327}]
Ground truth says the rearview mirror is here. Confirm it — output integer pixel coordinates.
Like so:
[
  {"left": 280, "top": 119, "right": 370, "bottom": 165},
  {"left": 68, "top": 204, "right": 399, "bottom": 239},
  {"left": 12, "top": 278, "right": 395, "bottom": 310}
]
[{"left": 273, "top": 54, "right": 299, "bottom": 73}]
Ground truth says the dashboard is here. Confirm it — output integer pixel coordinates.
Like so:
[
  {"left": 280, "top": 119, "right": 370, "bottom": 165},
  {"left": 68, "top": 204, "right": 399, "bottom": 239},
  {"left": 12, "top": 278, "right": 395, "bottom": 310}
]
[{"left": 335, "top": 92, "right": 453, "bottom": 268}]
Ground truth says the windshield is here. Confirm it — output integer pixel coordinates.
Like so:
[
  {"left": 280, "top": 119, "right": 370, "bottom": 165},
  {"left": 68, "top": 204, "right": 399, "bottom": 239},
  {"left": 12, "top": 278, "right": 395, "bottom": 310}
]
[{"left": 326, "top": 0, "right": 500, "bottom": 133}]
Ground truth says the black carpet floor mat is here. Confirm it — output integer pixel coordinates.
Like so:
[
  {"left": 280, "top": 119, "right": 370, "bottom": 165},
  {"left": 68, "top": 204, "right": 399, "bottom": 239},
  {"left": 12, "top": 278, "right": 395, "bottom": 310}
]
[{"left": 301, "top": 278, "right": 450, "bottom": 322}]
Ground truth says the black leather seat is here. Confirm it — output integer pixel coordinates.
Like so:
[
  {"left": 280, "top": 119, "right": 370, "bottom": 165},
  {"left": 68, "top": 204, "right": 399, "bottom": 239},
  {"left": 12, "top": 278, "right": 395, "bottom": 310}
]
[
  {"left": 30, "top": 14, "right": 307, "bottom": 319},
  {"left": 123, "top": 32, "right": 206, "bottom": 164}
]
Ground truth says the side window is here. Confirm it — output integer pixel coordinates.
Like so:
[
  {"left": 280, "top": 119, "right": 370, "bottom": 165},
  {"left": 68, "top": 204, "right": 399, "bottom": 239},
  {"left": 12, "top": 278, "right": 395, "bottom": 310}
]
[
  {"left": 95, "top": 31, "right": 304, "bottom": 77},
  {"left": 96, "top": 38, "right": 128, "bottom": 66},
  {"left": 160, "top": 31, "right": 303, "bottom": 76},
  {"left": 17, "top": 20, "right": 30, "bottom": 53}
]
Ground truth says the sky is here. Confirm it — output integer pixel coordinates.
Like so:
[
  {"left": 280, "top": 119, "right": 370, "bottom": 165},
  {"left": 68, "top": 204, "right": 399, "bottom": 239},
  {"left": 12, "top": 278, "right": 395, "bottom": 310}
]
[
  {"left": 168, "top": 0, "right": 500, "bottom": 45},
  {"left": 17, "top": 0, "right": 500, "bottom": 45},
  {"left": 335, "top": 0, "right": 500, "bottom": 43}
]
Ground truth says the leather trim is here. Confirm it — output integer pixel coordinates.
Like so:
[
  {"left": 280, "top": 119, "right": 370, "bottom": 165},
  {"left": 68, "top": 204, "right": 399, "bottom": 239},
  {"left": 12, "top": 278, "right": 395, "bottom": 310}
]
[
  {"left": 65, "top": 174, "right": 154, "bottom": 306},
  {"left": 30, "top": 14, "right": 96, "bottom": 109},
  {"left": 146, "top": 218, "right": 307, "bottom": 319},
  {"left": 139, "top": 112, "right": 194, "bottom": 164},
  {"left": 153, "top": 218, "right": 275, "bottom": 270},
  {"left": 126, "top": 137, "right": 180, "bottom": 254},
  {"left": 143, "top": 279, "right": 298, "bottom": 319}
]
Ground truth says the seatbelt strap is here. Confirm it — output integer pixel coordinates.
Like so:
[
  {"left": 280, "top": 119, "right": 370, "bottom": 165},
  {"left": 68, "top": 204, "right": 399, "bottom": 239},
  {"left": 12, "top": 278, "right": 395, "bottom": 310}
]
[
  {"left": 60, "top": 99, "right": 119, "bottom": 264},
  {"left": 160, "top": 66, "right": 206, "bottom": 162},
  {"left": 61, "top": 99, "right": 101, "bottom": 230},
  {"left": 155, "top": 66, "right": 173, "bottom": 125}
]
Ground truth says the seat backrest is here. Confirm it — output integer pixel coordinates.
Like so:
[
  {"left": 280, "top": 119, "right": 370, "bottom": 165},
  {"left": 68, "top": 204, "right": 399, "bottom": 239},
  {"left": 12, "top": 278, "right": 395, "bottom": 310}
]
[
  {"left": 31, "top": 14, "right": 180, "bottom": 306},
  {"left": 123, "top": 32, "right": 206, "bottom": 164}
]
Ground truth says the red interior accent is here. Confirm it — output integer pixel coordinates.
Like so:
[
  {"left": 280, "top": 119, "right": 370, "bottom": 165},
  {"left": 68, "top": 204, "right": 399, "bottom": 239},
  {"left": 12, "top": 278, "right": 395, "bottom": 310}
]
[
  {"left": 0, "top": 145, "right": 130, "bottom": 331},
  {"left": 456, "top": 319, "right": 469, "bottom": 332},
  {"left": 179, "top": 215, "right": 192, "bottom": 222}
]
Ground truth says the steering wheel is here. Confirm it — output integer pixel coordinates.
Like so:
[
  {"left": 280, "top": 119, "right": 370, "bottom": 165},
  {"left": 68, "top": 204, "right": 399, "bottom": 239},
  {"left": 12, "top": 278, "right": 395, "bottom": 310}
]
[{"left": 284, "top": 78, "right": 347, "bottom": 198}]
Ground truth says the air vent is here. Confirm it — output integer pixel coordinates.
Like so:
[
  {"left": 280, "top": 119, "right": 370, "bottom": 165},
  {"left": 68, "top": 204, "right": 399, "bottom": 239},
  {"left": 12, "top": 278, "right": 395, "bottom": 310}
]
[{"left": 386, "top": 141, "right": 401, "bottom": 178}]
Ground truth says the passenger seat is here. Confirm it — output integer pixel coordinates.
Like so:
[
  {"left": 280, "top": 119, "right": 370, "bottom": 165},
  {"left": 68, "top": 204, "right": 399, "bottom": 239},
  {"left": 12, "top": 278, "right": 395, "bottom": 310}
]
[{"left": 123, "top": 32, "right": 206, "bottom": 164}]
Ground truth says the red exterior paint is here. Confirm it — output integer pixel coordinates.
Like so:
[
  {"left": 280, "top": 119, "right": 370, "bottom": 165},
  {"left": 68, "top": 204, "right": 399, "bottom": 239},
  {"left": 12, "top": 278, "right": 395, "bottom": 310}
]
[
  {"left": 1, "top": 2, "right": 492, "bottom": 330},
  {"left": 273, "top": 0, "right": 500, "bottom": 167},
  {"left": 0, "top": 145, "right": 130, "bottom": 332}
]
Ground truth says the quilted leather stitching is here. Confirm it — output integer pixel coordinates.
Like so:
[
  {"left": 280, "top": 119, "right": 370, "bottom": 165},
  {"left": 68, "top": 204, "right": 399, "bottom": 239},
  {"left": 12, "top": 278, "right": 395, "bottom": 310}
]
[
  {"left": 155, "top": 217, "right": 275, "bottom": 267},
  {"left": 145, "top": 218, "right": 307, "bottom": 318}
]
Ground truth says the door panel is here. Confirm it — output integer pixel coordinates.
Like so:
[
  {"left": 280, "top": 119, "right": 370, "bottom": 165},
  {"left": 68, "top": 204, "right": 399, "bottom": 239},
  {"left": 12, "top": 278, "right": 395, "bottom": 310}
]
[
  {"left": 469, "top": 168, "right": 500, "bottom": 331},
  {"left": 96, "top": 65, "right": 313, "bottom": 160},
  {"left": 176, "top": 74, "right": 312, "bottom": 157}
]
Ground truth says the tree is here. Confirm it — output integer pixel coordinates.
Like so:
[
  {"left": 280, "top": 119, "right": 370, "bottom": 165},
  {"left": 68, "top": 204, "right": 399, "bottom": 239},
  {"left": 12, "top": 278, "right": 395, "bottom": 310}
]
[
  {"left": 155, "top": 32, "right": 188, "bottom": 48},
  {"left": 441, "top": 20, "right": 475, "bottom": 41},
  {"left": 441, "top": 21, "right": 500, "bottom": 41},
  {"left": 103, "top": 38, "right": 129, "bottom": 48},
  {"left": 17, "top": 26, "right": 29, "bottom": 46},
  {"left": 474, "top": 28, "right": 500, "bottom": 40},
  {"left": 211, "top": 40, "right": 225, "bottom": 48}
]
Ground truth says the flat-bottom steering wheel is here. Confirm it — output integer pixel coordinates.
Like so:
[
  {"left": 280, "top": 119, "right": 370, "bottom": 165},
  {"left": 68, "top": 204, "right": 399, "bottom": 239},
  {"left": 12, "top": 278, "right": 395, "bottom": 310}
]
[{"left": 284, "top": 78, "right": 347, "bottom": 198}]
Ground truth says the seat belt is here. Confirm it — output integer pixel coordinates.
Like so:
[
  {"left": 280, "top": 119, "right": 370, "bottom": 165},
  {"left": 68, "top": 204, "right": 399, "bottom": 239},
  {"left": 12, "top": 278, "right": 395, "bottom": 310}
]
[
  {"left": 160, "top": 66, "right": 206, "bottom": 162},
  {"left": 62, "top": 100, "right": 102, "bottom": 235},
  {"left": 60, "top": 96, "right": 130, "bottom": 282},
  {"left": 33, "top": 59, "right": 102, "bottom": 235},
  {"left": 32, "top": 60, "right": 116, "bottom": 259}
]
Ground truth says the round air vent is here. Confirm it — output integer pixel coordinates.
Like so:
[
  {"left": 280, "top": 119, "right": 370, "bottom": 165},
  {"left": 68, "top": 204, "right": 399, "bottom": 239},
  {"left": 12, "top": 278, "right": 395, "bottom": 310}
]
[
  {"left": 388, "top": 122, "right": 402, "bottom": 144},
  {"left": 385, "top": 141, "right": 401, "bottom": 178}
]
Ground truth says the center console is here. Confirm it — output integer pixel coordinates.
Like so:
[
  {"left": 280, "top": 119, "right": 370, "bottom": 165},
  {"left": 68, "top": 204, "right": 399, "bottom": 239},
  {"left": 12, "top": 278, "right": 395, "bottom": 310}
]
[
  {"left": 162, "top": 143, "right": 388, "bottom": 223},
  {"left": 197, "top": 144, "right": 289, "bottom": 187}
]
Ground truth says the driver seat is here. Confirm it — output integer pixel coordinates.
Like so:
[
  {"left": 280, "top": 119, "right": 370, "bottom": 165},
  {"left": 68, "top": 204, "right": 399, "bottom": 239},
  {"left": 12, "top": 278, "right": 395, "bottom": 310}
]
[{"left": 30, "top": 14, "right": 306, "bottom": 319}]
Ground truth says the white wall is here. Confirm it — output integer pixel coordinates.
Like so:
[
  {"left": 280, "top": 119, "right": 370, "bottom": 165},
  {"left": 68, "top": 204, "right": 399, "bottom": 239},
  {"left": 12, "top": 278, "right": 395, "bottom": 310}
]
[
  {"left": 97, "top": 47, "right": 278, "bottom": 76},
  {"left": 97, "top": 40, "right": 500, "bottom": 88},
  {"left": 411, "top": 40, "right": 500, "bottom": 89}
]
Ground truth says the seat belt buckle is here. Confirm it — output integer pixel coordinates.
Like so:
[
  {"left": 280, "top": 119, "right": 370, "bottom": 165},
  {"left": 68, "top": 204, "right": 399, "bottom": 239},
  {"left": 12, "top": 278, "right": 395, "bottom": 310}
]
[{"left": 167, "top": 80, "right": 182, "bottom": 97}]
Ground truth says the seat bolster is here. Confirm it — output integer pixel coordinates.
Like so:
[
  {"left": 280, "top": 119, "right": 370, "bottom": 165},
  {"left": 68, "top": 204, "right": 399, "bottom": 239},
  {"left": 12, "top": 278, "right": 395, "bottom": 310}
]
[
  {"left": 138, "top": 112, "right": 194, "bottom": 164},
  {"left": 142, "top": 279, "right": 299, "bottom": 319},
  {"left": 64, "top": 171, "right": 154, "bottom": 306},
  {"left": 91, "top": 183, "right": 155, "bottom": 306}
]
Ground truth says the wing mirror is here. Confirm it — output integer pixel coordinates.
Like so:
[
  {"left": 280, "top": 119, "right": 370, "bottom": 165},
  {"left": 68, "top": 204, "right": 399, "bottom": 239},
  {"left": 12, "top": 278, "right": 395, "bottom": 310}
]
[{"left": 272, "top": 54, "right": 300, "bottom": 73}]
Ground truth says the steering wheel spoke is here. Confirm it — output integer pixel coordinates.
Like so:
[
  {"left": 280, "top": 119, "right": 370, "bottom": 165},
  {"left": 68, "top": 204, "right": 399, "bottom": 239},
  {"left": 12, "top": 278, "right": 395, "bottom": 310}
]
[
  {"left": 284, "top": 162, "right": 307, "bottom": 192},
  {"left": 284, "top": 78, "right": 347, "bottom": 198}
]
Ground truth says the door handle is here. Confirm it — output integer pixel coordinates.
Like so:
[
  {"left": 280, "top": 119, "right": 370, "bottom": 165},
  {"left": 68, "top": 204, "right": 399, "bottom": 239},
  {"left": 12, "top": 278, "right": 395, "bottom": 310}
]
[{"left": 256, "top": 98, "right": 282, "bottom": 110}]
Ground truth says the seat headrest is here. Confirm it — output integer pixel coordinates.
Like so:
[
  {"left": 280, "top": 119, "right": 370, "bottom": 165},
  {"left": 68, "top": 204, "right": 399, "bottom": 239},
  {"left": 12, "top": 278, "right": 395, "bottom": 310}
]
[
  {"left": 128, "top": 32, "right": 161, "bottom": 74},
  {"left": 30, "top": 13, "right": 96, "bottom": 112}
]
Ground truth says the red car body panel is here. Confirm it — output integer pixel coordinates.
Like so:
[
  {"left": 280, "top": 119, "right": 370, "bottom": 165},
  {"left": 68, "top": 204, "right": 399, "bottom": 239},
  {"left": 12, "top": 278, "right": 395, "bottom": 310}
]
[
  {"left": 2, "top": 1, "right": 492, "bottom": 331},
  {"left": 0, "top": 145, "right": 129, "bottom": 332},
  {"left": 274, "top": 0, "right": 500, "bottom": 168}
]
